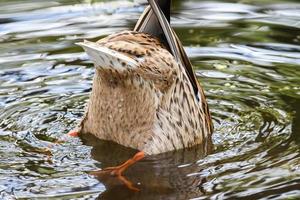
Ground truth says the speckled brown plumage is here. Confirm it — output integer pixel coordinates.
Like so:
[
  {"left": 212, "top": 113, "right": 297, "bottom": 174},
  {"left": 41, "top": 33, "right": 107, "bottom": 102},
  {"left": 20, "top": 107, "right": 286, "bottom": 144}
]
[{"left": 75, "top": 1, "right": 213, "bottom": 155}]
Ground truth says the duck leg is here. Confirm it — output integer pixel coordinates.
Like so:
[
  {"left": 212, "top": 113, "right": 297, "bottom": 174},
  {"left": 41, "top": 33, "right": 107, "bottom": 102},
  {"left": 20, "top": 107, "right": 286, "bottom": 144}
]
[
  {"left": 101, "top": 152, "right": 145, "bottom": 176},
  {"left": 91, "top": 152, "right": 145, "bottom": 191}
]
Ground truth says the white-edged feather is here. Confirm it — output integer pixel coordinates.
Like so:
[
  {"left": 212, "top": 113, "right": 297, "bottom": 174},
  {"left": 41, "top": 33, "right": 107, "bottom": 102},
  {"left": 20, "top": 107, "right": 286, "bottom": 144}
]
[{"left": 76, "top": 40, "right": 138, "bottom": 71}]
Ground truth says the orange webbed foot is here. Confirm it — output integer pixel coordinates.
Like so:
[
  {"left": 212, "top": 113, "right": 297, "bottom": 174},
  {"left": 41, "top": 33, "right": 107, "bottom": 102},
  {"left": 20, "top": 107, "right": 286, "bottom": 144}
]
[{"left": 90, "top": 151, "right": 145, "bottom": 191}]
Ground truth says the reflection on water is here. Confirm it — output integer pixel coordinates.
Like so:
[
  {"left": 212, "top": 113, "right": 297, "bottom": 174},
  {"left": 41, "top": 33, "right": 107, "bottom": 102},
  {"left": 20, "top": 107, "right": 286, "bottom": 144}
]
[
  {"left": 83, "top": 134, "right": 209, "bottom": 199},
  {"left": 0, "top": 0, "right": 299, "bottom": 199}
]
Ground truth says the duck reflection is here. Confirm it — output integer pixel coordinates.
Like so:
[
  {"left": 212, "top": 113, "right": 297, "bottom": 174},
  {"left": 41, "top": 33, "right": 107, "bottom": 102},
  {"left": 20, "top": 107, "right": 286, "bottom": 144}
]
[{"left": 81, "top": 134, "right": 212, "bottom": 200}]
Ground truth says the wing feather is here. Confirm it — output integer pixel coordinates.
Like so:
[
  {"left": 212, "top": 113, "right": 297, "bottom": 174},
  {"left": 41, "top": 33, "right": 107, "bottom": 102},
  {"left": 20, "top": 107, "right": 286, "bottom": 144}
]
[{"left": 77, "top": 40, "right": 138, "bottom": 71}]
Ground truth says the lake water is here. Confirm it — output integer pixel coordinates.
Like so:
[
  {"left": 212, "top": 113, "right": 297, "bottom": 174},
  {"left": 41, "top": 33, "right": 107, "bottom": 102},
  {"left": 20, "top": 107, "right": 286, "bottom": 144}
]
[{"left": 0, "top": 0, "right": 299, "bottom": 199}]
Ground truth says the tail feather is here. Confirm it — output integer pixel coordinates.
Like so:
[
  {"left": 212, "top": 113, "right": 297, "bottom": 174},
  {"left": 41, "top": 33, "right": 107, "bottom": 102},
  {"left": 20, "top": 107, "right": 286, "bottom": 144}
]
[
  {"left": 135, "top": 0, "right": 200, "bottom": 98},
  {"left": 134, "top": 0, "right": 170, "bottom": 49}
]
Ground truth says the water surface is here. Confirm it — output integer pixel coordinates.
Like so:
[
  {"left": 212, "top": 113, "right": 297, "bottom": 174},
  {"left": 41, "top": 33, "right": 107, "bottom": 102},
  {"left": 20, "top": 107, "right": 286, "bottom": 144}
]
[{"left": 0, "top": 0, "right": 300, "bottom": 199}]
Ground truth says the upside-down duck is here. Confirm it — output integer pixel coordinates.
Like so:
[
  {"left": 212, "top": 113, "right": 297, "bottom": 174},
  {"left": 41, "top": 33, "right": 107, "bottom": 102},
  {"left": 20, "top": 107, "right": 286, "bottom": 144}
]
[{"left": 69, "top": 0, "right": 213, "bottom": 188}]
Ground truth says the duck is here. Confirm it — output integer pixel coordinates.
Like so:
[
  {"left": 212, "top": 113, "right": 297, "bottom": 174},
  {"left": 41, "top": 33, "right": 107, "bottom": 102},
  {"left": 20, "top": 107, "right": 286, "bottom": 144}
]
[{"left": 69, "top": 0, "right": 213, "bottom": 183}]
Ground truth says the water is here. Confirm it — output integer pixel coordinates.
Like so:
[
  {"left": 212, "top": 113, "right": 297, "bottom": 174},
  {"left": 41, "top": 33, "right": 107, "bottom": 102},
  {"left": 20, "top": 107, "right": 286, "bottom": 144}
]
[{"left": 0, "top": 0, "right": 299, "bottom": 199}]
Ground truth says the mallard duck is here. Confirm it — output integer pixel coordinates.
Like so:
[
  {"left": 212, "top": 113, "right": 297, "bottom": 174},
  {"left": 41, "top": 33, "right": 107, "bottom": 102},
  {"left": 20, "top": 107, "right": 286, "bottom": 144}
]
[{"left": 69, "top": 0, "right": 213, "bottom": 182}]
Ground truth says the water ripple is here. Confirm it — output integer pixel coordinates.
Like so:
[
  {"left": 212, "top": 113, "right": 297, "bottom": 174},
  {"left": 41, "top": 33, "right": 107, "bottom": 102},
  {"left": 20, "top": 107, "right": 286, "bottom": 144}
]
[{"left": 0, "top": 0, "right": 299, "bottom": 199}]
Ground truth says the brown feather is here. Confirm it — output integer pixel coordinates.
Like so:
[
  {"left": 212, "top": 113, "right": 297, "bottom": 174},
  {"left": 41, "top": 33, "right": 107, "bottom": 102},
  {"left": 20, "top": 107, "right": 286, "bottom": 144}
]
[
  {"left": 134, "top": 0, "right": 212, "bottom": 132},
  {"left": 135, "top": 0, "right": 201, "bottom": 102},
  {"left": 75, "top": 1, "right": 213, "bottom": 155}
]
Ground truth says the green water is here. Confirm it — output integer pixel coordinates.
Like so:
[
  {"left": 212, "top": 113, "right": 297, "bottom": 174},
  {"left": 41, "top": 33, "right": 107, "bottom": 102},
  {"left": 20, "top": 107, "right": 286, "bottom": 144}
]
[{"left": 0, "top": 0, "right": 299, "bottom": 199}]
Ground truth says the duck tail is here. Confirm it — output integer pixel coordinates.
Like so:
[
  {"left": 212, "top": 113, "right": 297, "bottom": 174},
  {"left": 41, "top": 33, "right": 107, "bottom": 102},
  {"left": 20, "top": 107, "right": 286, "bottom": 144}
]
[
  {"left": 134, "top": 0, "right": 170, "bottom": 48},
  {"left": 134, "top": 0, "right": 201, "bottom": 100}
]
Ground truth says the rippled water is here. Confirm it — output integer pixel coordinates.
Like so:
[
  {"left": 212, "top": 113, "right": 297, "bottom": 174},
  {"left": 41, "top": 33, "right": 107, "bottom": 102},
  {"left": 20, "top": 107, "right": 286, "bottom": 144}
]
[{"left": 0, "top": 0, "right": 299, "bottom": 199}]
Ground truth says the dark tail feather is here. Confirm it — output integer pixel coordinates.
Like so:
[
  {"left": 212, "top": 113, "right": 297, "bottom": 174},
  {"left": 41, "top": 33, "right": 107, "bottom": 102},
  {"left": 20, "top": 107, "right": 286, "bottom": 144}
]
[
  {"left": 134, "top": 0, "right": 170, "bottom": 49},
  {"left": 134, "top": 0, "right": 200, "bottom": 98},
  {"left": 158, "top": 0, "right": 171, "bottom": 23}
]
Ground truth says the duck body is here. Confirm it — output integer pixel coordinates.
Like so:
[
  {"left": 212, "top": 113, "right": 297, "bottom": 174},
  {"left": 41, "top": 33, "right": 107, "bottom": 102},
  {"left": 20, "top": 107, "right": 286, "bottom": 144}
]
[{"left": 77, "top": 31, "right": 213, "bottom": 155}]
